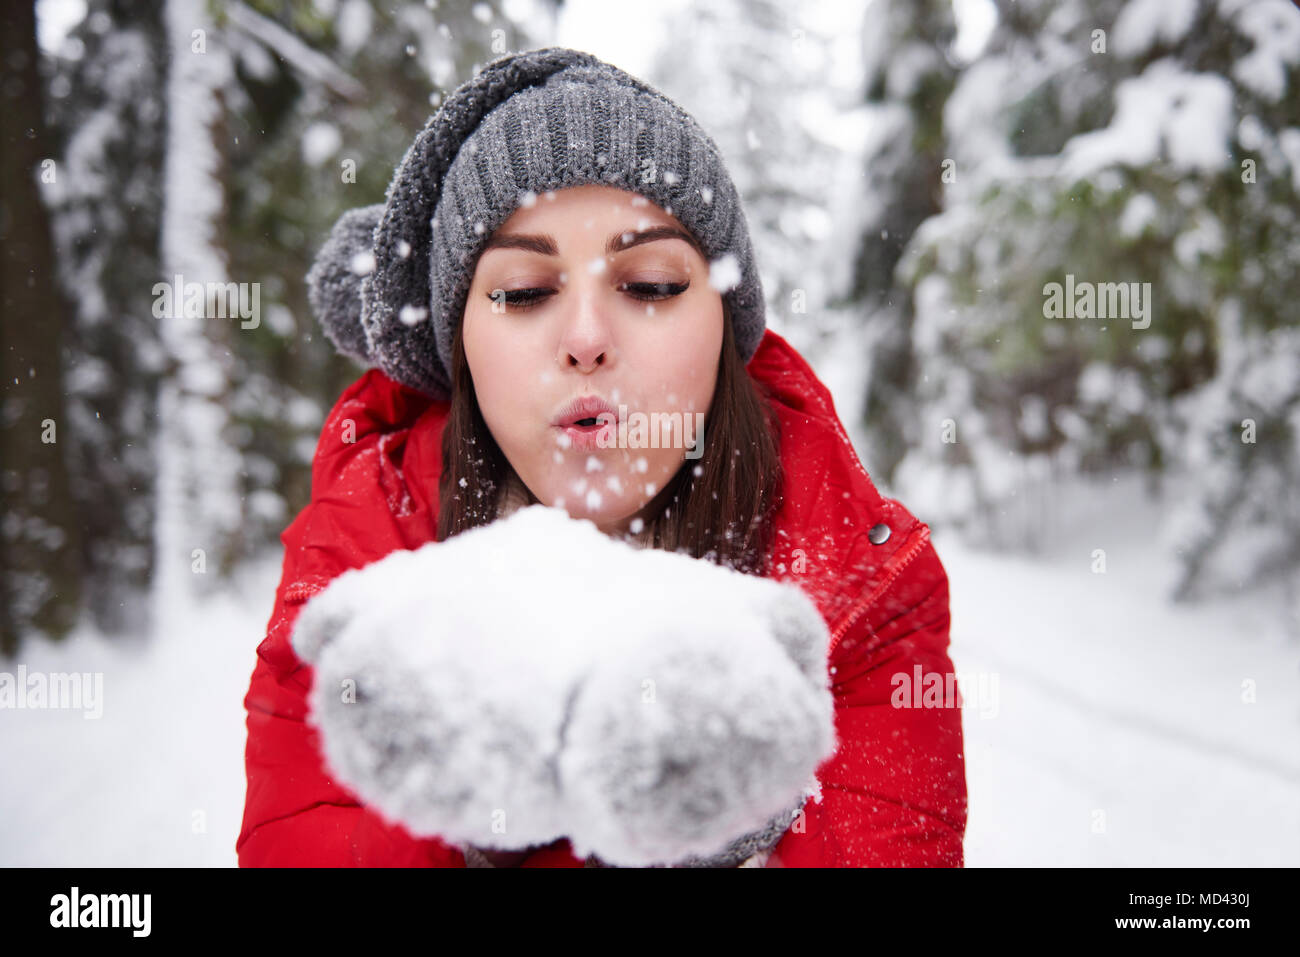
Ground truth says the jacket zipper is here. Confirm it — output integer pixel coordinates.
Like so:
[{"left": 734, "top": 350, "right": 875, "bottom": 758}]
[{"left": 827, "top": 522, "right": 932, "bottom": 658}]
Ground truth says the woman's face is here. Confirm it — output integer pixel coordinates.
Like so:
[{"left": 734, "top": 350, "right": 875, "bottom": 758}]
[{"left": 462, "top": 184, "right": 724, "bottom": 535}]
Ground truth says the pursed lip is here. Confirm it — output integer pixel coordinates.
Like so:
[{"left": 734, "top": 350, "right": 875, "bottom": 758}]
[{"left": 551, "top": 394, "right": 620, "bottom": 428}]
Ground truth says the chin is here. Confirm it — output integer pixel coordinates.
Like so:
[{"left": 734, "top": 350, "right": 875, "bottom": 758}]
[{"left": 559, "top": 496, "right": 639, "bottom": 531}]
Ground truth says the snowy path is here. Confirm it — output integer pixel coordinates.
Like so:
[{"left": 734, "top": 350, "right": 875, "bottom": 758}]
[
  {"left": 947, "top": 475, "right": 1300, "bottom": 867},
  {"left": 2, "top": 485, "right": 1296, "bottom": 866},
  {"left": 0, "top": 556, "right": 278, "bottom": 866}
]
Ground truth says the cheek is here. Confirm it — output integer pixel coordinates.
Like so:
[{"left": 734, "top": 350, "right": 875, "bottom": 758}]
[
  {"left": 644, "top": 303, "right": 723, "bottom": 410},
  {"left": 464, "top": 309, "right": 546, "bottom": 454},
  {"left": 464, "top": 313, "right": 518, "bottom": 426}
]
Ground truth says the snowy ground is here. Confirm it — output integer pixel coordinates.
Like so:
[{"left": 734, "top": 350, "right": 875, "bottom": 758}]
[
  {"left": 1, "top": 475, "right": 1296, "bottom": 866},
  {"left": 0, "top": 556, "right": 277, "bottom": 867},
  {"left": 946, "top": 472, "right": 1300, "bottom": 866}
]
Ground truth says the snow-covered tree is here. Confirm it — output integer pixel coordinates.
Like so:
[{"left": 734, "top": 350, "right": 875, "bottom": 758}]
[
  {"left": 41, "top": 0, "right": 169, "bottom": 637},
  {"left": 1160, "top": 0, "right": 1300, "bottom": 601},
  {"left": 841, "top": 0, "right": 959, "bottom": 482},
  {"left": 890, "top": 0, "right": 1300, "bottom": 602},
  {"left": 2, "top": 0, "right": 83, "bottom": 654},
  {"left": 152, "top": 0, "right": 246, "bottom": 610},
  {"left": 12, "top": 1, "right": 557, "bottom": 648},
  {"left": 647, "top": 0, "right": 856, "bottom": 356}
]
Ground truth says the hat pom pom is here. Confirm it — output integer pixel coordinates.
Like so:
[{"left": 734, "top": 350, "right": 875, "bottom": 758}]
[{"left": 306, "top": 204, "right": 386, "bottom": 367}]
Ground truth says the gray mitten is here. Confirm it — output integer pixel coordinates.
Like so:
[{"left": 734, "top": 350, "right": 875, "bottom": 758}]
[
  {"left": 290, "top": 538, "right": 576, "bottom": 852},
  {"left": 291, "top": 504, "right": 836, "bottom": 865},
  {"left": 555, "top": 543, "right": 836, "bottom": 867}
]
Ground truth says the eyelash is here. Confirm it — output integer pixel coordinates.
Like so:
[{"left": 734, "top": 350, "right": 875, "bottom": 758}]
[{"left": 493, "top": 281, "right": 690, "bottom": 313}]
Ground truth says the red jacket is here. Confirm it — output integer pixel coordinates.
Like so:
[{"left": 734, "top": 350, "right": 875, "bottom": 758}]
[{"left": 237, "top": 328, "right": 967, "bottom": 867}]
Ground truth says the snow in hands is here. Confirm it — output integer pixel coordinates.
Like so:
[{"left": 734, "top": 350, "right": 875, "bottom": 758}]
[{"left": 290, "top": 503, "right": 836, "bottom": 867}]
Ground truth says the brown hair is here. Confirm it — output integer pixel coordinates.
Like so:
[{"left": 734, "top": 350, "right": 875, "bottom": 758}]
[{"left": 436, "top": 298, "right": 784, "bottom": 576}]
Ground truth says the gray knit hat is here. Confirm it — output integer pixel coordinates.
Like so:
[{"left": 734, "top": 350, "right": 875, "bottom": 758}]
[{"left": 306, "top": 46, "right": 766, "bottom": 401}]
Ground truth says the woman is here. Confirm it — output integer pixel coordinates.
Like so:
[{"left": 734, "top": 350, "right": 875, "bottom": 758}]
[{"left": 237, "top": 47, "right": 967, "bottom": 867}]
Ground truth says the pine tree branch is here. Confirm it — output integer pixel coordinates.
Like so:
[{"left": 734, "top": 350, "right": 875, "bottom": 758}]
[{"left": 223, "top": 0, "right": 366, "bottom": 102}]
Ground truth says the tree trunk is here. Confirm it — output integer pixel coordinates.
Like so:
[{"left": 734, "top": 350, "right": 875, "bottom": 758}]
[{"left": 0, "top": 0, "right": 84, "bottom": 656}]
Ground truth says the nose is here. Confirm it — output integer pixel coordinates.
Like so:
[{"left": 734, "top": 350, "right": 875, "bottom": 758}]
[{"left": 557, "top": 280, "right": 615, "bottom": 373}]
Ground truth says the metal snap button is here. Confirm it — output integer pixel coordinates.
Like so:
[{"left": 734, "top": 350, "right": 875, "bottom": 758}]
[{"left": 867, "top": 522, "right": 891, "bottom": 545}]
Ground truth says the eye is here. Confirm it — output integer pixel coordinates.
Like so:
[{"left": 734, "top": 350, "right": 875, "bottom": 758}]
[
  {"left": 490, "top": 288, "right": 554, "bottom": 312},
  {"left": 620, "top": 281, "right": 690, "bottom": 301},
  {"left": 486, "top": 280, "right": 690, "bottom": 313}
]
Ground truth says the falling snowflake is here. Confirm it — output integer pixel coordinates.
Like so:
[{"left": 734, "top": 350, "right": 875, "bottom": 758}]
[
  {"left": 709, "top": 253, "right": 741, "bottom": 293},
  {"left": 399, "top": 305, "right": 428, "bottom": 326},
  {"left": 350, "top": 251, "right": 375, "bottom": 276}
]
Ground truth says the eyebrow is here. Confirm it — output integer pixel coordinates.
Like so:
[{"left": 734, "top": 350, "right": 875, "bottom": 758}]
[{"left": 481, "top": 225, "right": 705, "bottom": 260}]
